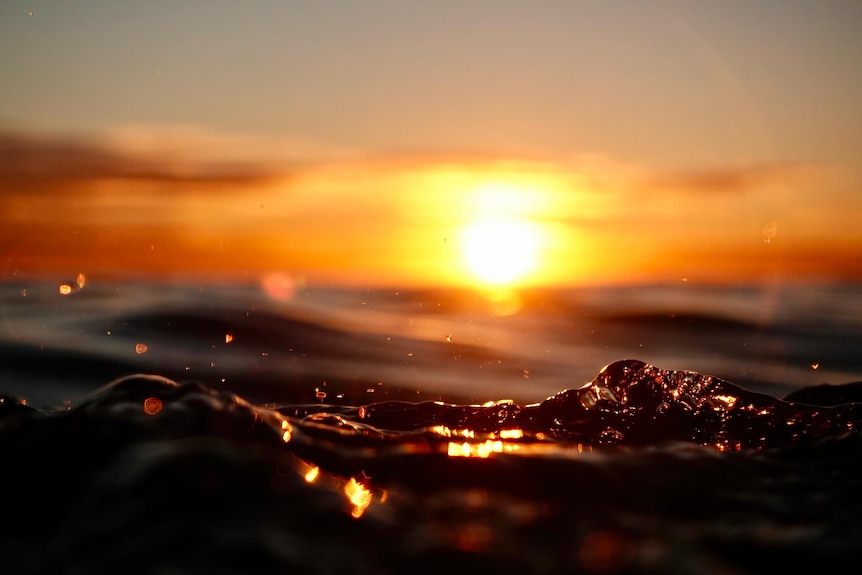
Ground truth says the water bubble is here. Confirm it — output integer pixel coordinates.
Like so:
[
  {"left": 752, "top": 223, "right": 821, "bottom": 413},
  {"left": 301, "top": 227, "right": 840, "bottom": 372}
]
[
  {"left": 58, "top": 283, "right": 78, "bottom": 295},
  {"left": 762, "top": 220, "right": 778, "bottom": 244},
  {"left": 135, "top": 343, "right": 148, "bottom": 354},
  {"left": 142, "top": 397, "right": 162, "bottom": 415}
]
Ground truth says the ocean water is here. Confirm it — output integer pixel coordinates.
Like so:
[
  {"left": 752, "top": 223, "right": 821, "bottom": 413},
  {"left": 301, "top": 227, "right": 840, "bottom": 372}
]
[{"left": 1, "top": 280, "right": 861, "bottom": 573}]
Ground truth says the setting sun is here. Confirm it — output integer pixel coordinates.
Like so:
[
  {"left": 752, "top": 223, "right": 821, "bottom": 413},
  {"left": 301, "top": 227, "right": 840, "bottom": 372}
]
[
  {"left": 461, "top": 219, "right": 542, "bottom": 286},
  {"left": 456, "top": 180, "right": 553, "bottom": 287}
]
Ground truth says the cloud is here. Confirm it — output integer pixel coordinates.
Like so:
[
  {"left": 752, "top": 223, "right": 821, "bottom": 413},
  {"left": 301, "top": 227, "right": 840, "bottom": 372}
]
[
  {"left": 642, "top": 163, "right": 816, "bottom": 196},
  {"left": 0, "top": 129, "right": 279, "bottom": 189}
]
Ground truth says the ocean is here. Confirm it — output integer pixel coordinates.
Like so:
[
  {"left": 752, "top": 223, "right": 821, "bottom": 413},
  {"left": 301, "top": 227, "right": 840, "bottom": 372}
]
[{"left": 1, "top": 279, "right": 860, "bottom": 573}]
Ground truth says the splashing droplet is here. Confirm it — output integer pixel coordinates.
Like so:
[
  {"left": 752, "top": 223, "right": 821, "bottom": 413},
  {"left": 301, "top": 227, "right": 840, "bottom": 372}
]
[
  {"left": 224, "top": 333, "right": 234, "bottom": 344},
  {"left": 344, "top": 477, "right": 372, "bottom": 518},
  {"left": 142, "top": 397, "right": 162, "bottom": 415},
  {"left": 304, "top": 466, "right": 320, "bottom": 483},
  {"left": 135, "top": 343, "right": 148, "bottom": 354}
]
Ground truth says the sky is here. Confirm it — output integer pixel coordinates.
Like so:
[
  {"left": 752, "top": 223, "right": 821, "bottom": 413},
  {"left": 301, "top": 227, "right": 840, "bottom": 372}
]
[{"left": 2, "top": 1, "right": 861, "bottom": 289}]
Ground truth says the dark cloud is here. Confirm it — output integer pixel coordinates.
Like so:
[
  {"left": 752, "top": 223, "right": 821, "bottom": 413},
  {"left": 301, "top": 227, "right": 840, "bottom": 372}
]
[
  {"left": 644, "top": 164, "right": 807, "bottom": 195},
  {"left": 0, "top": 130, "right": 279, "bottom": 191}
]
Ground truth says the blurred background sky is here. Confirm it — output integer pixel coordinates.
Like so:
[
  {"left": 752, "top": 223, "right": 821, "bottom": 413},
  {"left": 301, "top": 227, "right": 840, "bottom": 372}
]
[{"left": 2, "top": 1, "right": 861, "bottom": 289}]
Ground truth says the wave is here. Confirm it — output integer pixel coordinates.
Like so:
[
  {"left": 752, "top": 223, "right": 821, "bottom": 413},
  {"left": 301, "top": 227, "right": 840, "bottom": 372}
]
[{"left": 2, "top": 360, "right": 860, "bottom": 573}]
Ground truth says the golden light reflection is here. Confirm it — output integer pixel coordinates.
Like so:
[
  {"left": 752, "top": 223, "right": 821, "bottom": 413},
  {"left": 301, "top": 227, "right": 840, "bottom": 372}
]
[
  {"left": 281, "top": 419, "right": 292, "bottom": 443},
  {"left": 304, "top": 465, "right": 320, "bottom": 483},
  {"left": 498, "top": 429, "right": 524, "bottom": 439},
  {"left": 447, "top": 440, "right": 519, "bottom": 458},
  {"left": 58, "top": 283, "right": 74, "bottom": 295},
  {"left": 344, "top": 477, "right": 372, "bottom": 518}
]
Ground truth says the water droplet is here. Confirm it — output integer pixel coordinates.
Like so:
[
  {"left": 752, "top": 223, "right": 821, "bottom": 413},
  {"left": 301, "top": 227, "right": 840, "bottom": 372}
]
[
  {"left": 135, "top": 343, "right": 148, "bottom": 354},
  {"left": 446, "top": 334, "right": 452, "bottom": 342},
  {"left": 58, "top": 282, "right": 78, "bottom": 295},
  {"left": 76, "top": 273, "right": 86, "bottom": 288},
  {"left": 523, "top": 370, "right": 530, "bottom": 379},
  {"left": 316, "top": 391, "right": 327, "bottom": 400},
  {"left": 811, "top": 363, "right": 820, "bottom": 370},
  {"left": 761, "top": 220, "right": 778, "bottom": 244},
  {"left": 304, "top": 466, "right": 320, "bottom": 483},
  {"left": 20, "top": 289, "right": 26, "bottom": 297},
  {"left": 225, "top": 333, "right": 234, "bottom": 343},
  {"left": 142, "top": 397, "right": 162, "bottom": 415},
  {"left": 344, "top": 477, "right": 372, "bottom": 518},
  {"left": 28, "top": 11, "right": 33, "bottom": 17}
]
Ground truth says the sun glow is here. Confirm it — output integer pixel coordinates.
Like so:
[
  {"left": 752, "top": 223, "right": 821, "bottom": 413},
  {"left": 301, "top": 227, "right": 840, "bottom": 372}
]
[
  {"left": 459, "top": 181, "right": 549, "bottom": 287},
  {"left": 462, "top": 219, "right": 541, "bottom": 285}
]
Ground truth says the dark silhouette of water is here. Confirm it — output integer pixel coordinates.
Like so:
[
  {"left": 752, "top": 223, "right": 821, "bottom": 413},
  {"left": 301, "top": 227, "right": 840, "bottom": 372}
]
[{"left": 1, "top": 282, "right": 861, "bottom": 573}]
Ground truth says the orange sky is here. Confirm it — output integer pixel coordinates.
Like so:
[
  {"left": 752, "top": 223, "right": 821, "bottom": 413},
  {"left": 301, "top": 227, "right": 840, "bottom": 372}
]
[
  {"left": 2, "top": 129, "right": 860, "bottom": 289},
  {"left": 2, "top": 3, "right": 862, "bottom": 289}
]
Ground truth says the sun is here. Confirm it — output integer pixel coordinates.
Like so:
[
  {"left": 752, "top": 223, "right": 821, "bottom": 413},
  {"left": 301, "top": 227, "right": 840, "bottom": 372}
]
[{"left": 461, "top": 218, "right": 542, "bottom": 286}]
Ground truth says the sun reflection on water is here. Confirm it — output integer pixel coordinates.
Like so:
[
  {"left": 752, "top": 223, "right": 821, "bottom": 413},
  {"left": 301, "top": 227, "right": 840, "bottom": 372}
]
[{"left": 344, "top": 477, "right": 372, "bottom": 519}]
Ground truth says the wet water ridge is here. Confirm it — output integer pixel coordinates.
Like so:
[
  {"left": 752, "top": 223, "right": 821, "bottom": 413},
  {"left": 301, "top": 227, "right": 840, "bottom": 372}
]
[
  {"left": 1, "top": 360, "right": 860, "bottom": 574},
  {"left": 284, "top": 359, "right": 860, "bottom": 451}
]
